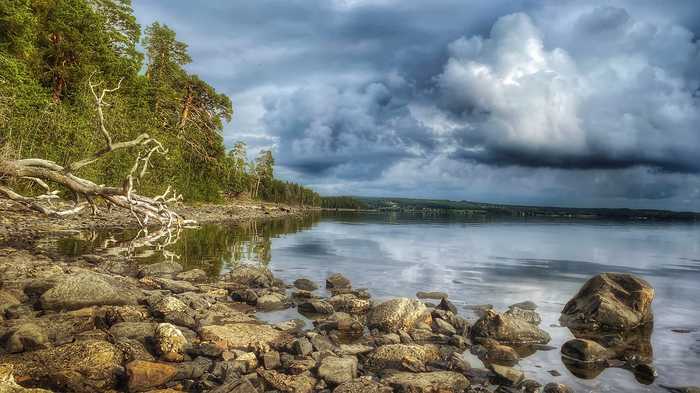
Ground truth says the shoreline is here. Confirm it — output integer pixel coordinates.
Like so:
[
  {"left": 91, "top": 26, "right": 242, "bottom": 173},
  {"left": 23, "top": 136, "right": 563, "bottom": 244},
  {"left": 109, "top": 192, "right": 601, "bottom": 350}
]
[{"left": 0, "top": 199, "right": 317, "bottom": 244}]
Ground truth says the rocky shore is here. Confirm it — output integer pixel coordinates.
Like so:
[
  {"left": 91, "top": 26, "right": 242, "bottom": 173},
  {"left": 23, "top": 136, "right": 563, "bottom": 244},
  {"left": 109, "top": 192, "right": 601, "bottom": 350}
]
[
  {"left": 0, "top": 239, "right": 696, "bottom": 392},
  {"left": 0, "top": 200, "right": 314, "bottom": 244}
]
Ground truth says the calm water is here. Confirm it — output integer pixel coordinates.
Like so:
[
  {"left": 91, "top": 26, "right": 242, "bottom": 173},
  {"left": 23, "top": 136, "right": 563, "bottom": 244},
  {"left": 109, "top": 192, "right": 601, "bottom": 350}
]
[{"left": 52, "top": 212, "right": 700, "bottom": 392}]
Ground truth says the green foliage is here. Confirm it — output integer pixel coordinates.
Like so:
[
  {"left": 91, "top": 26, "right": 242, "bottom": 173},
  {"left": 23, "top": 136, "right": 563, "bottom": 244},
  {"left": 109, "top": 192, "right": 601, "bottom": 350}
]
[
  {"left": 321, "top": 196, "right": 368, "bottom": 210},
  {"left": 0, "top": 0, "right": 319, "bottom": 206}
]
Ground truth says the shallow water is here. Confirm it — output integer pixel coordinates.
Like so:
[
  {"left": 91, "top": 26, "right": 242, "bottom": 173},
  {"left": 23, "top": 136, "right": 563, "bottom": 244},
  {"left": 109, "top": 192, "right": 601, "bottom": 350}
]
[{"left": 53, "top": 212, "right": 700, "bottom": 392}]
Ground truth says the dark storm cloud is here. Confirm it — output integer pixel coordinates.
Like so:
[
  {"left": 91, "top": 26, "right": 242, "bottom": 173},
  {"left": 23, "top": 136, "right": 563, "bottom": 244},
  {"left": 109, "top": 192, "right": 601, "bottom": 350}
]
[{"left": 133, "top": 0, "right": 700, "bottom": 210}]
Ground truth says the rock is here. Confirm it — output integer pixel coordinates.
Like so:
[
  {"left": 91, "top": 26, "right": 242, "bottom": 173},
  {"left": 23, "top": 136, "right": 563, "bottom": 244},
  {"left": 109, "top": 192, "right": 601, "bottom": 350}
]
[
  {"left": 416, "top": 291, "right": 448, "bottom": 300},
  {"left": 366, "top": 344, "right": 440, "bottom": 370},
  {"left": 4, "top": 323, "right": 49, "bottom": 353},
  {"left": 155, "top": 323, "right": 188, "bottom": 362},
  {"left": 298, "top": 300, "right": 335, "bottom": 315},
  {"left": 333, "top": 379, "right": 392, "bottom": 393},
  {"left": 138, "top": 261, "right": 184, "bottom": 278},
  {"left": 382, "top": 371, "right": 469, "bottom": 393},
  {"left": 326, "top": 273, "right": 352, "bottom": 290},
  {"left": 291, "top": 337, "right": 313, "bottom": 356},
  {"left": 327, "top": 294, "right": 370, "bottom": 314},
  {"left": 39, "top": 272, "right": 139, "bottom": 311},
  {"left": 504, "top": 307, "right": 542, "bottom": 325},
  {"left": 126, "top": 360, "right": 177, "bottom": 392},
  {"left": 561, "top": 338, "right": 610, "bottom": 363},
  {"left": 293, "top": 278, "right": 318, "bottom": 291},
  {"left": 432, "top": 318, "right": 456, "bottom": 336},
  {"left": 560, "top": 273, "right": 654, "bottom": 331},
  {"left": 310, "top": 334, "right": 336, "bottom": 352},
  {"left": 476, "top": 340, "right": 519, "bottom": 365},
  {"left": 199, "top": 323, "right": 291, "bottom": 352},
  {"left": 318, "top": 356, "right": 358, "bottom": 386},
  {"left": 542, "top": 383, "right": 575, "bottom": 393},
  {"left": 367, "top": 298, "right": 431, "bottom": 332},
  {"left": 175, "top": 269, "right": 208, "bottom": 283},
  {"left": 471, "top": 310, "right": 551, "bottom": 345},
  {"left": 0, "top": 339, "right": 123, "bottom": 392},
  {"left": 147, "top": 277, "right": 198, "bottom": 294},
  {"left": 338, "top": 343, "right": 373, "bottom": 356},
  {"left": 114, "top": 337, "right": 156, "bottom": 362},
  {"left": 256, "top": 293, "right": 288, "bottom": 310},
  {"left": 226, "top": 265, "right": 274, "bottom": 288},
  {"left": 150, "top": 296, "right": 196, "bottom": 328},
  {"left": 257, "top": 368, "right": 316, "bottom": 393},
  {"left": 490, "top": 364, "right": 524, "bottom": 386},
  {"left": 0, "top": 365, "right": 52, "bottom": 392},
  {"left": 263, "top": 351, "right": 281, "bottom": 369},
  {"left": 437, "top": 298, "right": 458, "bottom": 314},
  {"left": 510, "top": 301, "right": 537, "bottom": 310},
  {"left": 109, "top": 322, "right": 156, "bottom": 343},
  {"left": 0, "top": 290, "right": 21, "bottom": 315}
]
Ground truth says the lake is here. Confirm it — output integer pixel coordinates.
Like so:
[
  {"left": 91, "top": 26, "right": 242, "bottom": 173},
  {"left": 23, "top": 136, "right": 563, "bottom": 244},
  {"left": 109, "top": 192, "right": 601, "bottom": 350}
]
[{"left": 52, "top": 211, "right": 700, "bottom": 392}]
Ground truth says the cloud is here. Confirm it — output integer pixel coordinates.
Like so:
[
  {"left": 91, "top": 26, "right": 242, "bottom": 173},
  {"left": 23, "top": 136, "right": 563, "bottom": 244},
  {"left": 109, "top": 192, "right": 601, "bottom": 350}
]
[
  {"left": 436, "top": 10, "right": 700, "bottom": 173},
  {"left": 261, "top": 78, "right": 434, "bottom": 180}
]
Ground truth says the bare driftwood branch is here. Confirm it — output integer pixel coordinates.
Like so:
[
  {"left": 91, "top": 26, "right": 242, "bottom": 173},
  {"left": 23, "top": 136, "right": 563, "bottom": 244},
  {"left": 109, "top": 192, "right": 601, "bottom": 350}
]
[{"left": 0, "top": 76, "right": 196, "bottom": 228}]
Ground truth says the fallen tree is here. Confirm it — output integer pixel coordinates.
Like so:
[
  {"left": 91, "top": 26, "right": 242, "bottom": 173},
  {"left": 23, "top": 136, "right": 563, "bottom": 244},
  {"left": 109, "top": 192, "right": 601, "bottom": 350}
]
[{"left": 0, "top": 76, "right": 194, "bottom": 228}]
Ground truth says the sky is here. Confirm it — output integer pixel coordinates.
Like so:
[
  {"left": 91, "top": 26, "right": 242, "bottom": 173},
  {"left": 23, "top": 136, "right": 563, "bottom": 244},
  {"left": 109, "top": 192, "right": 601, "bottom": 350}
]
[{"left": 133, "top": 1, "right": 700, "bottom": 210}]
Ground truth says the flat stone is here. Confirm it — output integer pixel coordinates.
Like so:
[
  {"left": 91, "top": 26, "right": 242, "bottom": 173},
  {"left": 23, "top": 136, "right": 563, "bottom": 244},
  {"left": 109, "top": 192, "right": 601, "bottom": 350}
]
[
  {"left": 491, "top": 364, "right": 524, "bottom": 386},
  {"left": 471, "top": 310, "right": 550, "bottom": 345},
  {"left": 138, "top": 261, "right": 184, "bottom": 278},
  {"left": 366, "top": 344, "right": 440, "bottom": 370},
  {"left": 175, "top": 269, "right": 208, "bottom": 283},
  {"left": 298, "top": 300, "right": 335, "bottom": 315},
  {"left": 40, "top": 272, "right": 140, "bottom": 311},
  {"left": 109, "top": 322, "right": 157, "bottom": 343},
  {"left": 367, "top": 298, "right": 431, "bottom": 332},
  {"left": 257, "top": 368, "right": 316, "bottom": 393},
  {"left": 416, "top": 291, "right": 448, "bottom": 300},
  {"left": 561, "top": 338, "right": 610, "bottom": 363},
  {"left": 382, "top": 371, "right": 469, "bottom": 393},
  {"left": 200, "top": 323, "right": 291, "bottom": 352},
  {"left": 126, "top": 360, "right": 177, "bottom": 392}
]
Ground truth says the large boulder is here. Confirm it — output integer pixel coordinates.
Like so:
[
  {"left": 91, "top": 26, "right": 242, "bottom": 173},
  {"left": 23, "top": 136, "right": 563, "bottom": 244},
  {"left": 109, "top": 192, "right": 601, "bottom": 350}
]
[
  {"left": 39, "top": 272, "right": 140, "bottom": 311},
  {"left": 471, "top": 309, "right": 550, "bottom": 345},
  {"left": 366, "top": 344, "right": 441, "bottom": 370},
  {"left": 199, "top": 323, "right": 291, "bottom": 352},
  {"left": 225, "top": 265, "right": 274, "bottom": 288},
  {"left": 0, "top": 340, "right": 123, "bottom": 392},
  {"left": 367, "top": 298, "right": 431, "bottom": 332},
  {"left": 560, "top": 273, "right": 654, "bottom": 331},
  {"left": 381, "top": 371, "right": 469, "bottom": 393}
]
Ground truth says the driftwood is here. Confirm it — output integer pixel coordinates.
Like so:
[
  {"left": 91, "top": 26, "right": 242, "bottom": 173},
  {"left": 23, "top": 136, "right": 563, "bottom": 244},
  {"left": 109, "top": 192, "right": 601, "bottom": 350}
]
[{"left": 0, "top": 76, "right": 194, "bottom": 228}]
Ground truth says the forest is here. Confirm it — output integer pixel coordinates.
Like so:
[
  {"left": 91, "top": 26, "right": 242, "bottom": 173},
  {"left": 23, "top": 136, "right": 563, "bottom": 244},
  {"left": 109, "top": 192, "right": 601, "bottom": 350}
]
[{"left": 0, "top": 0, "right": 320, "bottom": 208}]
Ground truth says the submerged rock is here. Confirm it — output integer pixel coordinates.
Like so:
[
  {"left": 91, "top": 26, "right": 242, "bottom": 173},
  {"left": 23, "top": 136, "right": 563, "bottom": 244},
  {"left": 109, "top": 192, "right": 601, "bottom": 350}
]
[
  {"left": 367, "top": 298, "right": 431, "bottom": 332},
  {"left": 561, "top": 338, "right": 610, "bottom": 363},
  {"left": 382, "top": 371, "right": 469, "bottom": 393},
  {"left": 471, "top": 310, "right": 551, "bottom": 345},
  {"left": 416, "top": 291, "right": 448, "bottom": 300},
  {"left": 560, "top": 273, "right": 654, "bottom": 331}
]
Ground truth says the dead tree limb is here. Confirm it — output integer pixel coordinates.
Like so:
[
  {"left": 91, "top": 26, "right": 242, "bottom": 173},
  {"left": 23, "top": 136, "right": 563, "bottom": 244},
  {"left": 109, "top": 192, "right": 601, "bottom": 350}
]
[{"left": 0, "top": 76, "right": 196, "bottom": 228}]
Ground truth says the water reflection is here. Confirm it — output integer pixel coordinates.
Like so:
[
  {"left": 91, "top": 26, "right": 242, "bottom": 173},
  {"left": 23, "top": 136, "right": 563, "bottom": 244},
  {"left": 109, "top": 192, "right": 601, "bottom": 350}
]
[
  {"left": 53, "top": 213, "right": 321, "bottom": 276},
  {"left": 44, "top": 211, "right": 700, "bottom": 392}
]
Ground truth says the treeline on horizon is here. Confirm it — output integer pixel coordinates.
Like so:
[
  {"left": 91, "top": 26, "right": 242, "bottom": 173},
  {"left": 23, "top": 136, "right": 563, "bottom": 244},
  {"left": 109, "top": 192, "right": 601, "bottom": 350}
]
[
  {"left": 0, "top": 0, "right": 320, "bottom": 206},
  {"left": 320, "top": 196, "right": 369, "bottom": 210}
]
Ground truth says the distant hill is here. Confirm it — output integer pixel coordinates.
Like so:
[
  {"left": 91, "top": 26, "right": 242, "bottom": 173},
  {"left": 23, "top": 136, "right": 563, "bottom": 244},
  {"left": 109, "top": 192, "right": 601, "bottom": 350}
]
[{"left": 351, "top": 196, "right": 700, "bottom": 221}]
